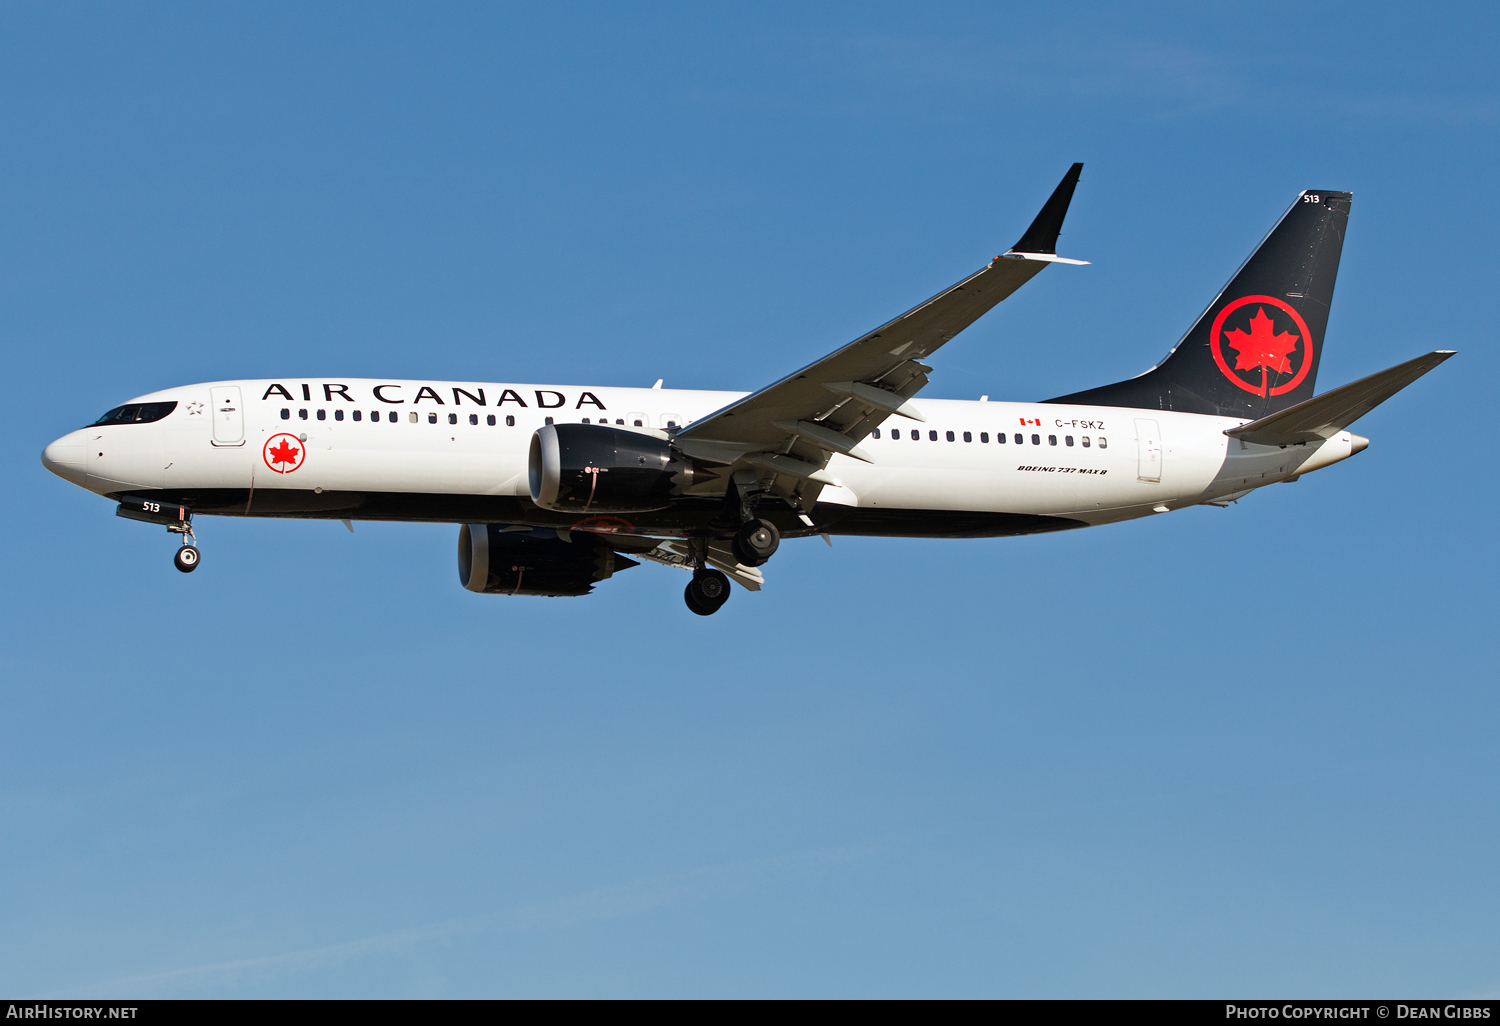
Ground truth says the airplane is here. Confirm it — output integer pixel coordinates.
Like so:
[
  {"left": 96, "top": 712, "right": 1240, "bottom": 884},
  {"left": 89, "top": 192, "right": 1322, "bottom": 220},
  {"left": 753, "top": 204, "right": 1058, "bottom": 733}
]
[{"left": 41, "top": 164, "right": 1452, "bottom": 615}]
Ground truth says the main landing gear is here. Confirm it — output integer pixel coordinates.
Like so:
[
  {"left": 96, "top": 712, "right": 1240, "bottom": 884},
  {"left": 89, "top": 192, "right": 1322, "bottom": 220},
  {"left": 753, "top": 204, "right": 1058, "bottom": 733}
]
[
  {"left": 684, "top": 568, "right": 731, "bottom": 616},
  {"left": 681, "top": 517, "right": 780, "bottom": 615},
  {"left": 680, "top": 477, "right": 783, "bottom": 613}
]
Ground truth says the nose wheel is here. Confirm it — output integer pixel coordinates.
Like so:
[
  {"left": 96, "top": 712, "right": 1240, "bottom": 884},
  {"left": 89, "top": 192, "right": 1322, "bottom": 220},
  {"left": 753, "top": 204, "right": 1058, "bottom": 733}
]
[
  {"left": 685, "top": 568, "right": 731, "bottom": 615},
  {"left": 173, "top": 544, "right": 201, "bottom": 573}
]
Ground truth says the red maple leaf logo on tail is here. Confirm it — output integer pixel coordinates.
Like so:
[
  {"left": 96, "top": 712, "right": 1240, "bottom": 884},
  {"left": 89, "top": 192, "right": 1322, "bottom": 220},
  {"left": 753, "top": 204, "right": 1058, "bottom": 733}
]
[
  {"left": 1224, "top": 306, "right": 1300, "bottom": 379},
  {"left": 268, "top": 439, "right": 300, "bottom": 467}
]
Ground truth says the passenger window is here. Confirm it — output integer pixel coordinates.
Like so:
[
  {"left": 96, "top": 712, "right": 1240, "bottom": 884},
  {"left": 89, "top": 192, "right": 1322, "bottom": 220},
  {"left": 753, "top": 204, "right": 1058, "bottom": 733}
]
[
  {"left": 298, "top": 409, "right": 308, "bottom": 420},
  {"left": 1099, "top": 437, "right": 1108, "bottom": 449},
  {"left": 1031, "top": 434, "right": 1040, "bottom": 445},
  {"left": 615, "top": 418, "right": 624, "bottom": 425},
  {"left": 929, "top": 430, "right": 938, "bottom": 441},
  {"left": 582, "top": 418, "right": 590, "bottom": 424},
  {"left": 1065, "top": 435, "right": 1073, "bottom": 446},
  {"left": 408, "top": 412, "right": 417, "bottom": 423},
  {"left": 546, "top": 417, "right": 555, "bottom": 425},
  {"left": 470, "top": 414, "right": 479, "bottom": 425},
  {"left": 1048, "top": 435, "right": 1057, "bottom": 445},
  {"left": 485, "top": 414, "right": 494, "bottom": 426},
  {"left": 389, "top": 411, "right": 398, "bottom": 423},
  {"left": 981, "top": 432, "right": 989, "bottom": 443},
  {"left": 506, "top": 415, "right": 515, "bottom": 427},
  {"left": 963, "top": 431, "right": 972, "bottom": 442},
  {"left": 280, "top": 408, "right": 290, "bottom": 420},
  {"left": 872, "top": 428, "right": 880, "bottom": 439},
  {"left": 910, "top": 429, "right": 919, "bottom": 440},
  {"left": 353, "top": 410, "right": 362, "bottom": 421},
  {"left": 1014, "top": 433, "right": 1023, "bottom": 444},
  {"left": 1081, "top": 436, "right": 1089, "bottom": 447},
  {"left": 448, "top": 413, "right": 457, "bottom": 425},
  {"left": 632, "top": 419, "right": 642, "bottom": 427},
  {"left": 428, "top": 413, "right": 438, "bottom": 424},
  {"left": 334, "top": 409, "right": 344, "bottom": 421},
  {"left": 317, "top": 409, "right": 326, "bottom": 421},
  {"left": 946, "top": 430, "right": 955, "bottom": 442}
]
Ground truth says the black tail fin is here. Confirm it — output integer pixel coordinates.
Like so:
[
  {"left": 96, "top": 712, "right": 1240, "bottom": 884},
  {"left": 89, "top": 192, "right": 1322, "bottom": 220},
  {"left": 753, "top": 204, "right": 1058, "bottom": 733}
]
[{"left": 1047, "top": 190, "right": 1352, "bottom": 419}]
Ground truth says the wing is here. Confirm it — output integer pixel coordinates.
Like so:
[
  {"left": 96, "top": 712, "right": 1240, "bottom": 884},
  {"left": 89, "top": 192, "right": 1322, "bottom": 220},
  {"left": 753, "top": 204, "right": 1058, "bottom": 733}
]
[{"left": 674, "top": 163, "right": 1087, "bottom": 507}]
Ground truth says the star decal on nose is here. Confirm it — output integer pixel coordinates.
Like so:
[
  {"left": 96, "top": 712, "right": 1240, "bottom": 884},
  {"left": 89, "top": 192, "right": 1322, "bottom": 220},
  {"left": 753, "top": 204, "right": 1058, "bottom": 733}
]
[{"left": 186, "top": 402, "right": 205, "bottom": 415}]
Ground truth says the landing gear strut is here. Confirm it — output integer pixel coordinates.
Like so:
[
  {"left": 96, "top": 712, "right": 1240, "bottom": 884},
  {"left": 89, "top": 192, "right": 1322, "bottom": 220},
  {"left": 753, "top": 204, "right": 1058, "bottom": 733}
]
[{"left": 684, "top": 568, "right": 731, "bottom": 615}]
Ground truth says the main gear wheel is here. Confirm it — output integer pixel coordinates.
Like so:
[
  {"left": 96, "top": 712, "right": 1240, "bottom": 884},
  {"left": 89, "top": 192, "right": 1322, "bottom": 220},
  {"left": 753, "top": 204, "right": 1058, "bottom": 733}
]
[
  {"left": 685, "top": 568, "right": 731, "bottom": 615},
  {"left": 731, "top": 518, "right": 780, "bottom": 567}
]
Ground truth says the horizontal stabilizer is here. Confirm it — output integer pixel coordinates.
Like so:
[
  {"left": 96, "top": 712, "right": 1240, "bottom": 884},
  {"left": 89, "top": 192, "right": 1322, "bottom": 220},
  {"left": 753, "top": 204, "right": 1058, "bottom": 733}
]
[{"left": 1226, "top": 351, "right": 1455, "bottom": 447}]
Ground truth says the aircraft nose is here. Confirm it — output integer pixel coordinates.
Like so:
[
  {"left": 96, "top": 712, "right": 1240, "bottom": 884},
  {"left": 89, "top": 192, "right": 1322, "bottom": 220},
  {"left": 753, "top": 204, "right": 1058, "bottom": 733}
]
[{"left": 42, "top": 431, "right": 88, "bottom": 484}]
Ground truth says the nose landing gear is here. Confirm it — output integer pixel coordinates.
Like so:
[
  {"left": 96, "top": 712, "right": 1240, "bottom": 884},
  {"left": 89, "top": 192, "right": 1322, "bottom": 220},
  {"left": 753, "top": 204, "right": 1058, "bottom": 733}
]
[
  {"left": 684, "top": 568, "right": 731, "bottom": 615},
  {"left": 168, "top": 518, "right": 200, "bottom": 573},
  {"left": 115, "top": 496, "right": 203, "bottom": 574}
]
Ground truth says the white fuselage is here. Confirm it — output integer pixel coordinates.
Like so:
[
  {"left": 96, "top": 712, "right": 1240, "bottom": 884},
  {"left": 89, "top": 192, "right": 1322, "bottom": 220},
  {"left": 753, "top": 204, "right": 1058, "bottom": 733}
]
[{"left": 42, "top": 377, "right": 1364, "bottom": 535}]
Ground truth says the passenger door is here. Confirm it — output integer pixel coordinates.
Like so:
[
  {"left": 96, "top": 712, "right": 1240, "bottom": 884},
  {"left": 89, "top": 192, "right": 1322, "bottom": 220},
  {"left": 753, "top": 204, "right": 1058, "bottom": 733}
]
[{"left": 210, "top": 386, "right": 245, "bottom": 446}]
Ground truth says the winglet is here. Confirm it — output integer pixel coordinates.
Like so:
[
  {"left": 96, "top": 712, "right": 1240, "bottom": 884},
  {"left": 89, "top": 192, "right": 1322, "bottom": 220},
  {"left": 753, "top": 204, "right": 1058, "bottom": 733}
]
[{"left": 1007, "top": 162, "right": 1084, "bottom": 256}]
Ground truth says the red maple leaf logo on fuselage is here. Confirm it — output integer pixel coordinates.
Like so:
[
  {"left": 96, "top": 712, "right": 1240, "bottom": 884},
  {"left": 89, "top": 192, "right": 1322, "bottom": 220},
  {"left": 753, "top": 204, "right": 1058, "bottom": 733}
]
[
  {"left": 268, "top": 439, "right": 300, "bottom": 467},
  {"left": 1223, "top": 306, "right": 1299, "bottom": 390}
]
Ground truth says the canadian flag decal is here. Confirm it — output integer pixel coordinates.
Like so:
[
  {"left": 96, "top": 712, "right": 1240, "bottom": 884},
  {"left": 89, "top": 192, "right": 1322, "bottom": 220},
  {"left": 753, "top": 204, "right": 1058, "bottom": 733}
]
[{"left": 1019, "top": 417, "right": 1041, "bottom": 426}]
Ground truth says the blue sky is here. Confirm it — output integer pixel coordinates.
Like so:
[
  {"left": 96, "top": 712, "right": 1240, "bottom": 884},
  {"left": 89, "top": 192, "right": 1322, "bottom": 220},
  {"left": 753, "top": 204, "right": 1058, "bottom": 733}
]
[{"left": 4, "top": 2, "right": 1497, "bottom": 997}]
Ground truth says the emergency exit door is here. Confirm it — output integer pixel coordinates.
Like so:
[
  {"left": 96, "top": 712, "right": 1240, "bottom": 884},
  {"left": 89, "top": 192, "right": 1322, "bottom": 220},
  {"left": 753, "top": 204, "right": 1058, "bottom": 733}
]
[
  {"left": 210, "top": 386, "right": 245, "bottom": 446},
  {"left": 1134, "top": 418, "right": 1162, "bottom": 482}
]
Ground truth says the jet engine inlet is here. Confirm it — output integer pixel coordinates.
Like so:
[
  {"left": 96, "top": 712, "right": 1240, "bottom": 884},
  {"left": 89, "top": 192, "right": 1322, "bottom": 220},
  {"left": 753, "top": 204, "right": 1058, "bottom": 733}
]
[{"left": 528, "top": 423, "right": 699, "bottom": 513}]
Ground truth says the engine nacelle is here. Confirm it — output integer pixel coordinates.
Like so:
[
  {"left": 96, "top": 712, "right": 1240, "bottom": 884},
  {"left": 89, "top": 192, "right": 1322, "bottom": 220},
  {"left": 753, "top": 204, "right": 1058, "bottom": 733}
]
[
  {"left": 457, "top": 524, "right": 639, "bottom": 596},
  {"left": 528, "top": 423, "right": 699, "bottom": 513}
]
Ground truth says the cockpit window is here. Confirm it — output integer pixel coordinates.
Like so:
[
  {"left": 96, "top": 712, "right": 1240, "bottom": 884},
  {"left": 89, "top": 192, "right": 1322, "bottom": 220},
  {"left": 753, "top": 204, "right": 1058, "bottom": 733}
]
[{"left": 90, "top": 401, "right": 177, "bottom": 427}]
